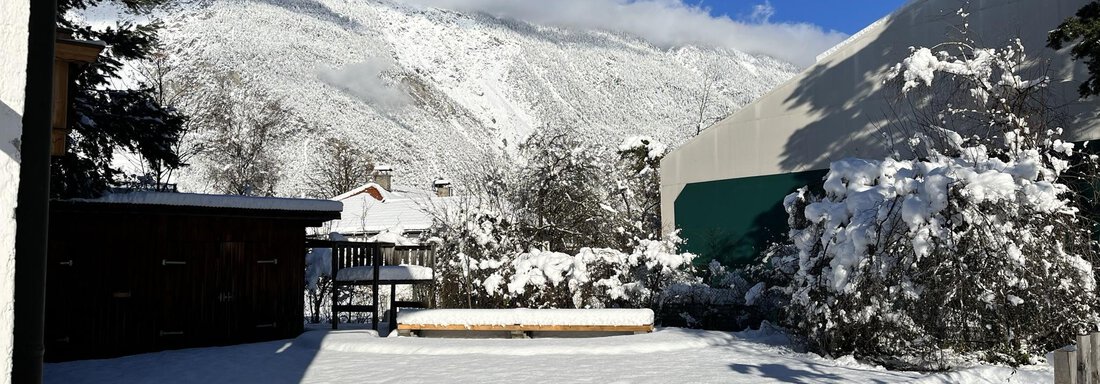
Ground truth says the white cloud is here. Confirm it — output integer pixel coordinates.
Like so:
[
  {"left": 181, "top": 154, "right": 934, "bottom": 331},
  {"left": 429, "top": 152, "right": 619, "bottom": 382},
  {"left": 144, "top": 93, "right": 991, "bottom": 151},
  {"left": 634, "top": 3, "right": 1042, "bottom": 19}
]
[
  {"left": 749, "top": 1, "right": 775, "bottom": 24},
  {"left": 317, "top": 57, "right": 411, "bottom": 106},
  {"left": 394, "top": 0, "right": 849, "bottom": 67}
]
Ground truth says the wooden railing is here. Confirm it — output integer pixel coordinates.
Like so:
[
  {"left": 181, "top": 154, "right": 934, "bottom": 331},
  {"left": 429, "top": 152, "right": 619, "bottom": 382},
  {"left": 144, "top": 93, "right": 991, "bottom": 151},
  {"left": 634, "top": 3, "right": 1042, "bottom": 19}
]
[{"left": 304, "top": 240, "right": 436, "bottom": 330}]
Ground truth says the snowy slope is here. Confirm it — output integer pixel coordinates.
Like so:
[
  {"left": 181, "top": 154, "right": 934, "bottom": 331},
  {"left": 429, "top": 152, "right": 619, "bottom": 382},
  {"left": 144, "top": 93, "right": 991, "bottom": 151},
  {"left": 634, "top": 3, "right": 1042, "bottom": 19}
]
[{"left": 155, "top": 0, "right": 799, "bottom": 195}]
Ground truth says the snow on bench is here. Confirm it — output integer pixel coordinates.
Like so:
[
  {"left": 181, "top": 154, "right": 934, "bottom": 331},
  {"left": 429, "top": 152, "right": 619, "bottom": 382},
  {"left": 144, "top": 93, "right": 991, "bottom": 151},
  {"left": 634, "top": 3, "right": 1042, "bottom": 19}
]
[
  {"left": 396, "top": 308, "right": 654, "bottom": 337},
  {"left": 335, "top": 265, "right": 433, "bottom": 282}
]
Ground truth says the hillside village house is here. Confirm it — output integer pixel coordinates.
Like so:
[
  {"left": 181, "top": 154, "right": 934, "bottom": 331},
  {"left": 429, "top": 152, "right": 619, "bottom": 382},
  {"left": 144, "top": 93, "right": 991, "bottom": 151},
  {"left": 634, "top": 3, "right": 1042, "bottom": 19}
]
[
  {"left": 661, "top": 0, "right": 1100, "bottom": 266},
  {"left": 323, "top": 166, "right": 456, "bottom": 242}
]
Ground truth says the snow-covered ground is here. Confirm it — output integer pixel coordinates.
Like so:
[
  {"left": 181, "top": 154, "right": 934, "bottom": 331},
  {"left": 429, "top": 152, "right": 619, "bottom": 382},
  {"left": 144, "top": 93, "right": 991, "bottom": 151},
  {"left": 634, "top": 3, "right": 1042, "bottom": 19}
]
[{"left": 44, "top": 326, "right": 1051, "bottom": 383}]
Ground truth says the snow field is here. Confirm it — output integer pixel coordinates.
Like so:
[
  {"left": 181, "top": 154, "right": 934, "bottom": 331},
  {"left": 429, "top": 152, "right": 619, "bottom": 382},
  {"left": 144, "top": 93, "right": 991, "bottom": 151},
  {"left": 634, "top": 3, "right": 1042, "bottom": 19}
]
[{"left": 43, "top": 327, "right": 1053, "bottom": 383}]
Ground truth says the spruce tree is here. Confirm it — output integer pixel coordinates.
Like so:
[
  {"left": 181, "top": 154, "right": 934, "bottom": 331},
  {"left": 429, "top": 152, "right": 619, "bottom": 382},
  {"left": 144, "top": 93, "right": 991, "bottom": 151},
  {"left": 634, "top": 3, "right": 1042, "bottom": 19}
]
[{"left": 53, "top": 0, "right": 185, "bottom": 197}]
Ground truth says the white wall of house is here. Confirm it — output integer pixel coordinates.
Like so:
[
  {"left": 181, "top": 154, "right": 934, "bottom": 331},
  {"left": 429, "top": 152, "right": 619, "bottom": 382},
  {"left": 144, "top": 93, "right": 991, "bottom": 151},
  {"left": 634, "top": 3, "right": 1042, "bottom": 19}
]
[
  {"left": 661, "top": 0, "right": 1100, "bottom": 233},
  {"left": 0, "top": 0, "right": 30, "bottom": 381}
]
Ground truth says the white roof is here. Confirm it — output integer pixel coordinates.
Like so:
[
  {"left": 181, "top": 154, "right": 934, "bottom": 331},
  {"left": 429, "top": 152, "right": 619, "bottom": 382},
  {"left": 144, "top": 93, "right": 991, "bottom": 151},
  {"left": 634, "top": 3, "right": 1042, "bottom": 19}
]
[
  {"left": 328, "top": 193, "right": 457, "bottom": 235},
  {"left": 81, "top": 191, "right": 343, "bottom": 212}
]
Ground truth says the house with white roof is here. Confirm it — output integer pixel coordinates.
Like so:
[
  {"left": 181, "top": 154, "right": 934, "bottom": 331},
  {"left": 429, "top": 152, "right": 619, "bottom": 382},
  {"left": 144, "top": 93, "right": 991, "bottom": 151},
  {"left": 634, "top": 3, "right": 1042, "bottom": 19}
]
[{"left": 323, "top": 168, "right": 457, "bottom": 242}]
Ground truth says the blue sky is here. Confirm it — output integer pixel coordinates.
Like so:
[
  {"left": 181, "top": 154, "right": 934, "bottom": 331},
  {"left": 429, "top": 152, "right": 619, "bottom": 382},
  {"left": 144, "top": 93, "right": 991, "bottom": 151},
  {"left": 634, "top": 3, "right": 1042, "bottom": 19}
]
[{"left": 702, "top": 0, "right": 909, "bottom": 34}]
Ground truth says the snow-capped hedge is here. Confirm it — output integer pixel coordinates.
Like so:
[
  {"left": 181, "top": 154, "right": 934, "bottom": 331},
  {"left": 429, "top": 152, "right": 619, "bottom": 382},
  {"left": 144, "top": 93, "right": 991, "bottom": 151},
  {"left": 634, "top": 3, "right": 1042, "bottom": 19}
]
[
  {"left": 445, "top": 234, "right": 696, "bottom": 310},
  {"left": 782, "top": 34, "right": 1100, "bottom": 367}
]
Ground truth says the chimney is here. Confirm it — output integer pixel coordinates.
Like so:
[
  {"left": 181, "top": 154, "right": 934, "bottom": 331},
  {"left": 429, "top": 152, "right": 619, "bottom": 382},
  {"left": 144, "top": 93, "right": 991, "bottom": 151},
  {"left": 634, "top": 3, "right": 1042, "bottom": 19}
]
[
  {"left": 433, "top": 178, "right": 452, "bottom": 197},
  {"left": 373, "top": 165, "right": 393, "bottom": 192}
]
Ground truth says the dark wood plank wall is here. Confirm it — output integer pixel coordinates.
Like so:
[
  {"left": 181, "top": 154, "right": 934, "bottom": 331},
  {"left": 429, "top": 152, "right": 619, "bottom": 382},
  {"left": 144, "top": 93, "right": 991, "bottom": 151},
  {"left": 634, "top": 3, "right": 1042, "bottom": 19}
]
[{"left": 45, "top": 203, "right": 320, "bottom": 362}]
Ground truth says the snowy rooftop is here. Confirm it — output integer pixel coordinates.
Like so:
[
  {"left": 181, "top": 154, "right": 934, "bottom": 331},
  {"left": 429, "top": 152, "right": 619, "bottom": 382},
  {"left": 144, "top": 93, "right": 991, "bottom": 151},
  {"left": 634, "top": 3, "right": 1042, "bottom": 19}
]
[
  {"left": 332, "top": 182, "right": 393, "bottom": 202},
  {"left": 77, "top": 191, "right": 343, "bottom": 212},
  {"left": 328, "top": 193, "right": 457, "bottom": 235}
]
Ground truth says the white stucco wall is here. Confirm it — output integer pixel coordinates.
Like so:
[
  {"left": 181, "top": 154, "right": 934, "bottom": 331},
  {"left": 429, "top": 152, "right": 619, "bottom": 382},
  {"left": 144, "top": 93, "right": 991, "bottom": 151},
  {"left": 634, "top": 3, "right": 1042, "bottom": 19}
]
[
  {"left": 0, "top": 0, "right": 30, "bottom": 382},
  {"left": 661, "top": 0, "right": 1100, "bottom": 232}
]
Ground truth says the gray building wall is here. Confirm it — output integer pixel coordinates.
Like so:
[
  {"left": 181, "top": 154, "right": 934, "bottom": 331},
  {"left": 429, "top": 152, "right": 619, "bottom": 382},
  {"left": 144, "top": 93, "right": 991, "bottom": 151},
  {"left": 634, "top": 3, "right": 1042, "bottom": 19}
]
[
  {"left": 0, "top": 0, "right": 30, "bottom": 381},
  {"left": 662, "top": 0, "right": 1100, "bottom": 264}
]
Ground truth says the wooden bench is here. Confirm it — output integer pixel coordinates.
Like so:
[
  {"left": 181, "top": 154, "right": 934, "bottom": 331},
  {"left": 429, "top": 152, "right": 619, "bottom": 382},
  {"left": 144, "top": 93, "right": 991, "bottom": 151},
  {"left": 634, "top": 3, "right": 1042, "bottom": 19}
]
[{"left": 395, "top": 308, "right": 654, "bottom": 338}]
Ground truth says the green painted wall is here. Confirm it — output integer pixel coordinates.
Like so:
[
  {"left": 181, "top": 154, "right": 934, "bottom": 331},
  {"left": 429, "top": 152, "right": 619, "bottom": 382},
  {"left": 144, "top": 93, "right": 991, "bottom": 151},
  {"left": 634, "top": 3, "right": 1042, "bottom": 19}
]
[{"left": 674, "top": 169, "right": 827, "bottom": 266}]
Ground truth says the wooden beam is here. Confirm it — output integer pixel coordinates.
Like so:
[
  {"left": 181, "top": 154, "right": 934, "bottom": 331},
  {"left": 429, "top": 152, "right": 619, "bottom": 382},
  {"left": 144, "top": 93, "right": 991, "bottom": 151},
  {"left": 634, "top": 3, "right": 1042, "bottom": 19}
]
[{"left": 54, "top": 38, "right": 104, "bottom": 63}]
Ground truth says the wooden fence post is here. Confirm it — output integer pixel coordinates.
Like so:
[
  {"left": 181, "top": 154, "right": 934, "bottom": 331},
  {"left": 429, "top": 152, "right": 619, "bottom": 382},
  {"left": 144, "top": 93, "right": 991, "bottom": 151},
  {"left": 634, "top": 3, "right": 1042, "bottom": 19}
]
[
  {"left": 1080, "top": 334, "right": 1094, "bottom": 384},
  {"left": 1092, "top": 332, "right": 1100, "bottom": 384},
  {"left": 1057, "top": 348, "right": 1078, "bottom": 384}
]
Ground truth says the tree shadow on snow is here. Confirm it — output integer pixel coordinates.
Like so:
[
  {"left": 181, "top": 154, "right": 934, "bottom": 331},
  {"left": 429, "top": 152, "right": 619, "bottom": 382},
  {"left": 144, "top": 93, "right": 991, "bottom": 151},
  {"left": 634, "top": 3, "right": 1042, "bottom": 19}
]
[
  {"left": 43, "top": 336, "right": 325, "bottom": 384},
  {"left": 728, "top": 363, "right": 847, "bottom": 383}
]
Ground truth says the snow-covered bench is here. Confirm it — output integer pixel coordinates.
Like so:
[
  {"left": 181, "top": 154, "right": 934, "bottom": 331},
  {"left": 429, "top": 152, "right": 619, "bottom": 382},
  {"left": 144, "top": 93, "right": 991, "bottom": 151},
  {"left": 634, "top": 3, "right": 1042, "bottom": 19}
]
[{"left": 396, "top": 308, "right": 654, "bottom": 337}]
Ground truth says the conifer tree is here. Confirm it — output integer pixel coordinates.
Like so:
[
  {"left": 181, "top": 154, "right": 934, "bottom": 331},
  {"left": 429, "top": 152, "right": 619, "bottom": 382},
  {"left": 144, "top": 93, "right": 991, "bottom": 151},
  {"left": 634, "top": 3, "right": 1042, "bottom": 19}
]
[{"left": 52, "top": 0, "right": 186, "bottom": 197}]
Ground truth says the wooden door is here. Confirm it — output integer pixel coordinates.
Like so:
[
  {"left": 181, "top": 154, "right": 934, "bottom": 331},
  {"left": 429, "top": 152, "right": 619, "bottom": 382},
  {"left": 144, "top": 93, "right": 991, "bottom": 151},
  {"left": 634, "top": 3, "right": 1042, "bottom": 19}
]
[
  {"left": 156, "top": 240, "right": 201, "bottom": 350},
  {"left": 44, "top": 228, "right": 84, "bottom": 361},
  {"left": 245, "top": 240, "right": 284, "bottom": 340},
  {"left": 206, "top": 241, "right": 246, "bottom": 344}
]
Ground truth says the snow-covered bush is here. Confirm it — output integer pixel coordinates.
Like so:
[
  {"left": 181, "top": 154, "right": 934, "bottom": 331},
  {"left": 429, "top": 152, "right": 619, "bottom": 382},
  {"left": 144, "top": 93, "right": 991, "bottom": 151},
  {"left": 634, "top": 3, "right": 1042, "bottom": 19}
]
[
  {"left": 784, "top": 34, "right": 1100, "bottom": 367},
  {"left": 426, "top": 196, "right": 698, "bottom": 309},
  {"left": 612, "top": 135, "right": 668, "bottom": 243},
  {"left": 427, "top": 199, "right": 521, "bottom": 309},
  {"left": 478, "top": 233, "right": 697, "bottom": 309},
  {"left": 425, "top": 129, "right": 683, "bottom": 310}
]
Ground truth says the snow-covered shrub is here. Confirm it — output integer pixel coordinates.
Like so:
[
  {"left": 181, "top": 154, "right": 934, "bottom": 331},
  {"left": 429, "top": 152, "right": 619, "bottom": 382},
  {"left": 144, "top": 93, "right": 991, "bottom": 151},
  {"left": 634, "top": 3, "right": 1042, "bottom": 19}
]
[
  {"left": 658, "top": 247, "right": 799, "bottom": 330},
  {"left": 784, "top": 34, "right": 1100, "bottom": 367},
  {"left": 483, "top": 233, "right": 698, "bottom": 309},
  {"left": 426, "top": 202, "right": 699, "bottom": 309},
  {"left": 425, "top": 129, "right": 682, "bottom": 309},
  {"left": 611, "top": 136, "right": 668, "bottom": 243},
  {"left": 427, "top": 199, "right": 521, "bottom": 309}
]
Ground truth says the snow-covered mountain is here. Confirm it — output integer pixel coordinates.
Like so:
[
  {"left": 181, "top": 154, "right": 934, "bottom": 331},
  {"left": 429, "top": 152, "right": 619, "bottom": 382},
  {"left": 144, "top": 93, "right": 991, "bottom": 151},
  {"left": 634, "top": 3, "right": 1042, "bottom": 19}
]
[{"left": 156, "top": 0, "right": 800, "bottom": 195}]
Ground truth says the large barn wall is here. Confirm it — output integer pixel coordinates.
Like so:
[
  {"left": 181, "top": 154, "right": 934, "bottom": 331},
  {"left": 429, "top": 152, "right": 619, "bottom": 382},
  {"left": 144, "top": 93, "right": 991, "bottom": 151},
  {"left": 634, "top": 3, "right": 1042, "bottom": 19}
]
[
  {"left": 662, "top": 0, "right": 1100, "bottom": 264},
  {"left": 45, "top": 203, "right": 321, "bottom": 361},
  {"left": 0, "top": 2, "right": 29, "bottom": 381}
]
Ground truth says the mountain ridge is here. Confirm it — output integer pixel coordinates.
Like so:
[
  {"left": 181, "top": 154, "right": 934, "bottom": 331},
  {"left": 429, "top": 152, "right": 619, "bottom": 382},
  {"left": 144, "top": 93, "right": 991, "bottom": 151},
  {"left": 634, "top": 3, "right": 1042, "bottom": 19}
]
[{"left": 155, "top": 0, "right": 800, "bottom": 195}]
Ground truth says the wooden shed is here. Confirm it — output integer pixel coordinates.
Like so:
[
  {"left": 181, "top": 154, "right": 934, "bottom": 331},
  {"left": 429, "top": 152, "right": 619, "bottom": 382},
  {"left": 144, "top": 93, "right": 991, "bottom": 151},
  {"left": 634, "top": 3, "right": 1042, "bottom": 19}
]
[{"left": 44, "top": 192, "right": 341, "bottom": 361}]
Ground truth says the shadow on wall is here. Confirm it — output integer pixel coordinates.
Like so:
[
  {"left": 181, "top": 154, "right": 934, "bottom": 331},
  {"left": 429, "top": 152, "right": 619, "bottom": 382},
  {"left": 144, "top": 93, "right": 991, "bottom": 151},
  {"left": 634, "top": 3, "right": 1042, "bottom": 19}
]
[
  {"left": 778, "top": 8, "right": 906, "bottom": 173},
  {"left": 1, "top": 101, "right": 20, "bottom": 162},
  {"left": 779, "top": 0, "right": 1096, "bottom": 173}
]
